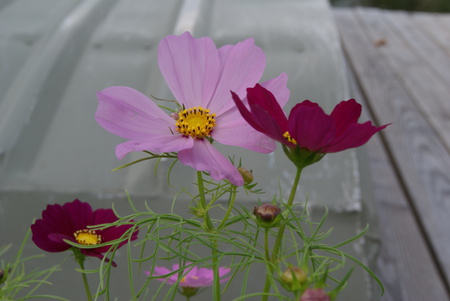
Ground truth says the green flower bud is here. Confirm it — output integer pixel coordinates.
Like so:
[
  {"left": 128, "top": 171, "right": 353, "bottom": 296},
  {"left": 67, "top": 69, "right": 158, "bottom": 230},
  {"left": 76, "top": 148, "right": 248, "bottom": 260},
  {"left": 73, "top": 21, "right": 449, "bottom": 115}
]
[
  {"left": 253, "top": 203, "right": 282, "bottom": 228},
  {"left": 280, "top": 266, "right": 307, "bottom": 292},
  {"left": 238, "top": 167, "right": 254, "bottom": 184}
]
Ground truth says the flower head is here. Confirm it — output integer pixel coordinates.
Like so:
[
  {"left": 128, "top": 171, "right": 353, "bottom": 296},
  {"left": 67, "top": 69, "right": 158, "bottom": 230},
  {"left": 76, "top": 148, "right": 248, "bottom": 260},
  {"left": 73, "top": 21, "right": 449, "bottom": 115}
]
[
  {"left": 232, "top": 84, "right": 389, "bottom": 168},
  {"left": 300, "top": 288, "right": 330, "bottom": 301},
  {"left": 31, "top": 199, "right": 138, "bottom": 266},
  {"left": 146, "top": 263, "right": 230, "bottom": 297},
  {"left": 280, "top": 266, "right": 307, "bottom": 291},
  {"left": 95, "top": 32, "right": 289, "bottom": 186}
]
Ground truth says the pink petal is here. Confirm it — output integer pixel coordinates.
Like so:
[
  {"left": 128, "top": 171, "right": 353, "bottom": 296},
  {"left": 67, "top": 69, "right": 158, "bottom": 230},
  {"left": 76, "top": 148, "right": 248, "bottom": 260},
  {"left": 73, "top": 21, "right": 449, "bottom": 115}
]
[
  {"left": 178, "top": 140, "right": 244, "bottom": 186},
  {"left": 212, "top": 112, "right": 276, "bottom": 153},
  {"left": 211, "top": 38, "right": 266, "bottom": 115},
  {"left": 288, "top": 101, "right": 335, "bottom": 151},
  {"left": 330, "top": 99, "right": 362, "bottom": 136},
  {"left": 95, "top": 86, "right": 175, "bottom": 140},
  {"left": 158, "top": 32, "right": 221, "bottom": 108},
  {"left": 115, "top": 135, "right": 194, "bottom": 160}
]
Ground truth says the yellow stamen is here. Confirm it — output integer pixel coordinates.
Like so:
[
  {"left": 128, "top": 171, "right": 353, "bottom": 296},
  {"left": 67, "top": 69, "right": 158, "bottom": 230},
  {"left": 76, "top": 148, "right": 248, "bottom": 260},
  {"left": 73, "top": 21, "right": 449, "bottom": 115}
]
[
  {"left": 283, "top": 131, "right": 297, "bottom": 145},
  {"left": 74, "top": 229, "right": 102, "bottom": 245},
  {"left": 175, "top": 106, "right": 216, "bottom": 139}
]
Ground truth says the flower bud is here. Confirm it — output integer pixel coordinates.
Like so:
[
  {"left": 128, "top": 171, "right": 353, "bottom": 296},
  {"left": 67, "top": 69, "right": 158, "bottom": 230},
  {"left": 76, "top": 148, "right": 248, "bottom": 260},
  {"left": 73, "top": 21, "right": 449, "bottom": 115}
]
[
  {"left": 238, "top": 167, "right": 254, "bottom": 184},
  {"left": 300, "top": 288, "right": 330, "bottom": 301},
  {"left": 253, "top": 203, "right": 282, "bottom": 228},
  {"left": 281, "top": 266, "right": 307, "bottom": 284}
]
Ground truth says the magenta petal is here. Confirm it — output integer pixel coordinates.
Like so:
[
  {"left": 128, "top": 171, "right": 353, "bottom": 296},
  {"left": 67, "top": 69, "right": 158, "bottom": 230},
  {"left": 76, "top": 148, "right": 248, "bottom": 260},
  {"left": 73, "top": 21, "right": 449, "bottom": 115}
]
[
  {"left": 178, "top": 140, "right": 244, "bottom": 186},
  {"left": 288, "top": 101, "right": 336, "bottom": 151},
  {"left": 259, "top": 73, "right": 290, "bottom": 108},
  {"left": 323, "top": 121, "right": 389, "bottom": 153},
  {"left": 31, "top": 221, "right": 71, "bottom": 252},
  {"left": 231, "top": 91, "right": 265, "bottom": 133},
  {"left": 330, "top": 99, "right": 362, "bottom": 136},
  {"left": 247, "top": 84, "right": 288, "bottom": 131},
  {"left": 158, "top": 32, "right": 221, "bottom": 109}
]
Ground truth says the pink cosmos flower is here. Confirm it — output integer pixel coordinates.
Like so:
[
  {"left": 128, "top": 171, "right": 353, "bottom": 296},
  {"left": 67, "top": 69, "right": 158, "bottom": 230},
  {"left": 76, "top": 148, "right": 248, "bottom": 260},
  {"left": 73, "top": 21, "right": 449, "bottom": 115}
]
[
  {"left": 146, "top": 263, "right": 230, "bottom": 287},
  {"left": 300, "top": 288, "right": 330, "bottom": 301},
  {"left": 232, "top": 84, "right": 389, "bottom": 154},
  {"left": 95, "top": 32, "right": 289, "bottom": 186},
  {"left": 31, "top": 199, "right": 138, "bottom": 266}
]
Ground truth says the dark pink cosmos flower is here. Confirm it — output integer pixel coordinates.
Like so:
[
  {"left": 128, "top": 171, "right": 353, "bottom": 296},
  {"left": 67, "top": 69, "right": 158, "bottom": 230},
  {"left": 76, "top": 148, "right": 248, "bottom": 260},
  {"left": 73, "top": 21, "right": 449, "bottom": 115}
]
[
  {"left": 95, "top": 32, "right": 289, "bottom": 186},
  {"left": 232, "top": 84, "right": 389, "bottom": 159},
  {"left": 31, "top": 199, "right": 138, "bottom": 266}
]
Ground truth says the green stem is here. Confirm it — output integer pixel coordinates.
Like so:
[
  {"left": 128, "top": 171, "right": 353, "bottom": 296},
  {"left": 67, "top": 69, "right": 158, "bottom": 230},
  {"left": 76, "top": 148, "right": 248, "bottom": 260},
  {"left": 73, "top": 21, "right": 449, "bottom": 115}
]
[
  {"left": 196, "top": 171, "right": 221, "bottom": 301},
  {"left": 261, "top": 167, "right": 303, "bottom": 301},
  {"left": 197, "top": 171, "right": 214, "bottom": 232},
  {"left": 217, "top": 186, "right": 237, "bottom": 230},
  {"left": 75, "top": 252, "right": 93, "bottom": 301},
  {"left": 271, "top": 166, "right": 303, "bottom": 261},
  {"left": 261, "top": 228, "right": 272, "bottom": 301}
]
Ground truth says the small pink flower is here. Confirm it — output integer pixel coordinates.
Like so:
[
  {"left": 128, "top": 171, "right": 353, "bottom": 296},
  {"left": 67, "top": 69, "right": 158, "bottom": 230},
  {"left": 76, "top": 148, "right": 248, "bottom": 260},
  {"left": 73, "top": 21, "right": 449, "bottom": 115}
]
[
  {"left": 232, "top": 84, "right": 389, "bottom": 153},
  {"left": 146, "top": 263, "right": 230, "bottom": 287},
  {"left": 300, "top": 288, "right": 330, "bottom": 301},
  {"left": 95, "top": 32, "right": 289, "bottom": 186}
]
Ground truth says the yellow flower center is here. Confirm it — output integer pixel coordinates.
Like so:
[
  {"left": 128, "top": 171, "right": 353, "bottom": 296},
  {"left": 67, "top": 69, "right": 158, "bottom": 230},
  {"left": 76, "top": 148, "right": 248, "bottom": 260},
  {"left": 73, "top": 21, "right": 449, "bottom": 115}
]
[
  {"left": 283, "top": 131, "right": 297, "bottom": 145},
  {"left": 175, "top": 106, "right": 216, "bottom": 139},
  {"left": 181, "top": 276, "right": 198, "bottom": 283},
  {"left": 74, "top": 229, "right": 102, "bottom": 245}
]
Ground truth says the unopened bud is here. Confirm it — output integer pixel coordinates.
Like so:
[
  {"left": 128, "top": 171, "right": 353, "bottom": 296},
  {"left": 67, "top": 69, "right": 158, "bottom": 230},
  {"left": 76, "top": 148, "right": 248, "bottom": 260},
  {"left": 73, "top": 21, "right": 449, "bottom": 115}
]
[
  {"left": 238, "top": 167, "right": 253, "bottom": 184},
  {"left": 253, "top": 203, "right": 282, "bottom": 228},
  {"left": 300, "top": 288, "right": 330, "bottom": 301},
  {"left": 281, "top": 267, "right": 307, "bottom": 285}
]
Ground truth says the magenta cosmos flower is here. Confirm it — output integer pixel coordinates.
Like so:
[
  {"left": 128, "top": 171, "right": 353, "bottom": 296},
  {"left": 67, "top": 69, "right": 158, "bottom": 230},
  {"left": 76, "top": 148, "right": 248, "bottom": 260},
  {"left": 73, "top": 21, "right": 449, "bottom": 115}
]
[
  {"left": 95, "top": 32, "right": 289, "bottom": 186},
  {"left": 31, "top": 199, "right": 138, "bottom": 266},
  {"left": 232, "top": 84, "right": 389, "bottom": 167}
]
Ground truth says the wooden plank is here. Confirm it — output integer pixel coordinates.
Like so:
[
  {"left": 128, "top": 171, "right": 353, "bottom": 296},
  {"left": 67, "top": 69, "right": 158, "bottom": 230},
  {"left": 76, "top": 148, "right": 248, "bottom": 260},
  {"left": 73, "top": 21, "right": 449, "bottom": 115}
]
[
  {"left": 412, "top": 12, "right": 450, "bottom": 57},
  {"left": 334, "top": 7, "right": 450, "bottom": 294},
  {"left": 383, "top": 11, "right": 450, "bottom": 95},
  {"left": 353, "top": 8, "right": 450, "bottom": 152},
  {"left": 347, "top": 60, "right": 449, "bottom": 301}
]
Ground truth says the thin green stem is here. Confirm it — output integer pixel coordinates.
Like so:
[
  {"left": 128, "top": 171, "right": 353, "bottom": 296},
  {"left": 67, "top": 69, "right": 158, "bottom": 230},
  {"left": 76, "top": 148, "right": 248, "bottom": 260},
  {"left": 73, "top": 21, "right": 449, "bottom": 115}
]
[
  {"left": 212, "top": 244, "right": 221, "bottom": 301},
  {"left": 75, "top": 252, "right": 93, "bottom": 301},
  {"left": 217, "top": 186, "right": 237, "bottom": 230},
  {"left": 261, "top": 167, "right": 303, "bottom": 301},
  {"left": 264, "top": 228, "right": 271, "bottom": 263},
  {"left": 271, "top": 166, "right": 303, "bottom": 261},
  {"left": 196, "top": 171, "right": 214, "bottom": 232},
  {"left": 196, "top": 171, "right": 220, "bottom": 301},
  {"left": 261, "top": 228, "right": 272, "bottom": 301}
]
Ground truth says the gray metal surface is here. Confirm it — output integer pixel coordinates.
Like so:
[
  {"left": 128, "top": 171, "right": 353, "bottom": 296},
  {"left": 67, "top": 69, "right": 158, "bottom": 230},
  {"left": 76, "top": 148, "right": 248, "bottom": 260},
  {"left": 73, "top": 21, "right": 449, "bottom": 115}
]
[{"left": 0, "top": 0, "right": 376, "bottom": 300}]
